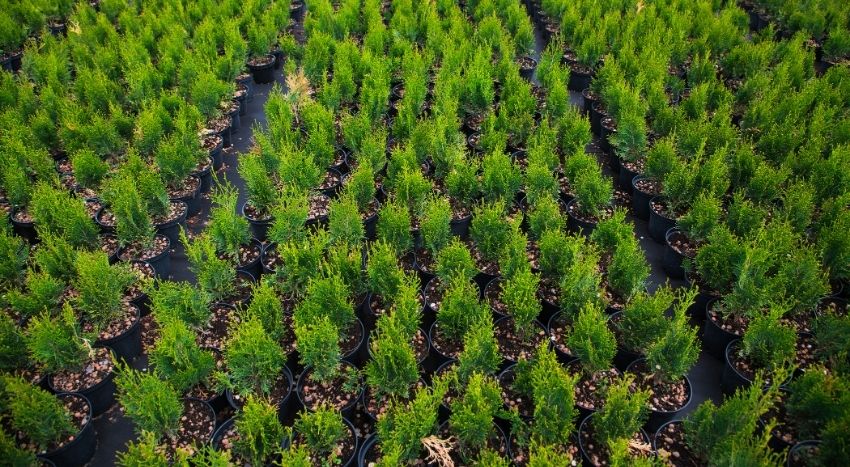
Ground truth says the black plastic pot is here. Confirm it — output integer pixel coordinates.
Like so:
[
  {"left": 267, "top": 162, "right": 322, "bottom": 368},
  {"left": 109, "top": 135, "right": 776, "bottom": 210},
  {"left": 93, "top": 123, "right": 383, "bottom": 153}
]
[
  {"left": 1, "top": 51, "right": 22, "bottom": 72},
  {"left": 427, "top": 320, "right": 460, "bottom": 369},
  {"left": 294, "top": 417, "right": 359, "bottom": 466},
  {"left": 320, "top": 168, "right": 345, "bottom": 198},
  {"left": 519, "top": 57, "right": 537, "bottom": 80},
  {"left": 145, "top": 234, "right": 172, "bottom": 279},
  {"left": 295, "top": 362, "right": 364, "bottom": 420},
  {"left": 48, "top": 364, "right": 116, "bottom": 417},
  {"left": 343, "top": 318, "right": 369, "bottom": 368},
  {"left": 94, "top": 206, "right": 116, "bottom": 234},
  {"left": 648, "top": 196, "right": 675, "bottom": 243},
  {"left": 192, "top": 157, "right": 214, "bottom": 194},
  {"left": 626, "top": 359, "right": 692, "bottom": 433},
  {"left": 170, "top": 176, "right": 202, "bottom": 218},
  {"left": 209, "top": 137, "right": 224, "bottom": 171},
  {"left": 662, "top": 227, "right": 687, "bottom": 279},
  {"left": 566, "top": 198, "right": 597, "bottom": 235},
  {"left": 247, "top": 55, "right": 276, "bottom": 84},
  {"left": 721, "top": 339, "right": 751, "bottom": 395},
  {"left": 236, "top": 237, "right": 264, "bottom": 279},
  {"left": 590, "top": 101, "right": 606, "bottom": 136},
  {"left": 226, "top": 366, "right": 295, "bottom": 426},
  {"left": 703, "top": 299, "right": 741, "bottom": 359},
  {"left": 290, "top": 0, "right": 306, "bottom": 22},
  {"left": 227, "top": 100, "right": 241, "bottom": 133},
  {"left": 787, "top": 440, "right": 822, "bottom": 467},
  {"left": 578, "top": 414, "right": 650, "bottom": 467},
  {"left": 40, "top": 393, "right": 96, "bottom": 467},
  {"left": 631, "top": 176, "right": 653, "bottom": 220},
  {"left": 155, "top": 201, "right": 188, "bottom": 245},
  {"left": 617, "top": 161, "right": 641, "bottom": 191},
  {"left": 450, "top": 213, "right": 472, "bottom": 239},
  {"left": 568, "top": 65, "right": 593, "bottom": 92},
  {"left": 546, "top": 312, "right": 577, "bottom": 365},
  {"left": 95, "top": 305, "right": 142, "bottom": 362},
  {"left": 357, "top": 433, "right": 378, "bottom": 467},
  {"left": 10, "top": 209, "right": 36, "bottom": 243},
  {"left": 241, "top": 201, "right": 273, "bottom": 242},
  {"left": 600, "top": 119, "right": 617, "bottom": 156},
  {"left": 581, "top": 87, "right": 597, "bottom": 115},
  {"left": 129, "top": 261, "right": 153, "bottom": 316},
  {"left": 235, "top": 85, "right": 248, "bottom": 116},
  {"left": 363, "top": 210, "right": 379, "bottom": 241}
]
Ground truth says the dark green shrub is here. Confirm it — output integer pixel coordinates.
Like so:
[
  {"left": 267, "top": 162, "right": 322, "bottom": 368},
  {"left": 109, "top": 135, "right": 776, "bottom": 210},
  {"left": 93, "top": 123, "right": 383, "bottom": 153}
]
[
  {"left": 148, "top": 281, "right": 211, "bottom": 329},
  {"left": 293, "top": 405, "right": 347, "bottom": 460},
  {"left": 366, "top": 312, "right": 419, "bottom": 399},
  {"left": 0, "top": 313, "right": 28, "bottom": 371},
  {"left": 438, "top": 275, "right": 488, "bottom": 342},
  {"left": 434, "top": 238, "right": 477, "bottom": 284},
  {"left": 617, "top": 286, "right": 676, "bottom": 354},
  {"left": 115, "top": 364, "right": 182, "bottom": 437},
  {"left": 233, "top": 396, "right": 285, "bottom": 466},
  {"left": 420, "top": 196, "right": 452, "bottom": 256},
  {"left": 295, "top": 316, "right": 341, "bottom": 382},
  {"left": 530, "top": 343, "right": 578, "bottom": 445},
  {"left": 470, "top": 200, "right": 512, "bottom": 262},
  {"left": 449, "top": 373, "right": 502, "bottom": 458},
  {"left": 74, "top": 250, "right": 136, "bottom": 331},
  {"left": 377, "top": 200, "right": 413, "bottom": 255},
  {"left": 502, "top": 268, "right": 541, "bottom": 338},
  {"left": 181, "top": 232, "right": 236, "bottom": 302},
  {"left": 457, "top": 317, "right": 501, "bottom": 382},
  {"left": 2, "top": 376, "right": 74, "bottom": 451},
  {"left": 149, "top": 319, "right": 215, "bottom": 394},
  {"left": 645, "top": 289, "right": 700, "bottom": 383},
  {"left": 208, "top": 183, "right": 252, "bottom": 260},
  {"left": 328, "top": 195, "right": 365, "bottom": 247},
  {"left": 567, "top": 303, "right": 616, "bottom": 375},
  {"left": 25, "top": 304, "right": 89, "bottom": 373},
  {"left": 593, "top": 375, "right": 649, "bottom": 446},
  {"left": 739, "top": 308, "right": 796, "bottom": 374},
  {"left": 376, "top": 378, "right": 448, "bottom": 462}
]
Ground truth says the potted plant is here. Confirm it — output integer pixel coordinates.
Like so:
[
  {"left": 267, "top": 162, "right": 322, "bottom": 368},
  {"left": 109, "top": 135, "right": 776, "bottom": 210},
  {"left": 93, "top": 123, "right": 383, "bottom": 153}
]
[
  {"left": 566, "top": 302, "right": 618, "bottom": 417},
  {"left": 73, "top": 250, "right": 140, "bottom": 361},
  {"left": 631, "top": 136, "right": 675, "bottom": 220},
  {"left": 155, "top": 135, "right": 203, "bottom": 218},
  {"left": 456, "top": 316, "right": 502, "bottom": 383},
  {"left": 27, "top": 304, "right": 116, "bottom": 415},
  {"left": 444, "top": 153, "right": 481, "bottom": 238},
  {"left": 627, "top": 289, "right": 700, "bottom": 432},
  {"left": 495, "top": 268, "right": 547, "bottom": 365},
  {"left": 429, "top": 274, "right": 489, "bottom": 362},
  {"left": 285, "top": 404, "right": 359, "bottom": 466},
  {"left": 216, "top": 316, "right": 292, "bottom": 423},
  {"left": 722, "top": 307, "right": 797, "bottom": 394},
  {"left": 212, "top": 396, "right": 285, "bottom": 465},
  {"left": 343, "top": 162, "right": 381, "bottom": 239},
  {"left": 376, "top": 199, "right": 414, "bottom": 257},
  {"left": 293, "top": 274, "right": 364, "bottom": 416},
  {"left": 469, "top": 200, "right": 513, "bottom": 281},
  {"left": 103, "top": 174, "right": 171, "bottom": 278},
  {"left": 415, "top": 195, "right": 453, "bottom": 277},
  {"left": 565, "top": 153, "right": 614, "bottom": 234},
  {"left": 604, "top": 235, "right": 650, "bottom": 314},
  {"left": 481, "top": 151, "right": 522, "bottom": 204},
  {"left": 611, "top": 286, "right": 676, "bottom": 370},
  {"left": 238, "top": 152, "right": 277, "bottom": 241},
  {"left": 0, "top": 224, "right": 28, "bottom": 290},
  {"left": 328, "top": 195, "right": 366, "bottom": 247},
  {"left": 664, "top": 194, "right": 722, "bottom": 278},
  {"left": 577, "top": 374, "right": 651, "bottom": 466},
  {"left": 1, "top": 375, "right": 96, "bottom": 466},
  {"left": 148, "top": 318, "right": 218, "bottom": 402},
  {"left": 181, "top": 231, "right": 244, "bottom": 305},
  {"left": 208, "top": 182, "right": 263, "bottom": 277},
  {"left": 114, "top": 363, "right": 215, "bottom": 451},
  {"left": 29, "top": 183, "right": 99, "bottom": 249},
  {"left": 446, "top": 373, "right": 509, "bottom": 463},
  {"left": 247, "top": 16, "right": 277, "bottom": 79}
]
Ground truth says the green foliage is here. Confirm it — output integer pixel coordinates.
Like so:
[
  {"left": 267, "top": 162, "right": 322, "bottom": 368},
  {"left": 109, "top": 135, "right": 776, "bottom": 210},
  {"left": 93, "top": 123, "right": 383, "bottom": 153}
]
[
  {"left": 102, "top": 175, "right": 155, "bottom": 247},
  {"left": 530, "top": 343, "right": 578, "bottom": 445},
  {"left": 367, "top": 240, "right": 404, "bottom": 300},
  {"left": 295, "top": 316, "right": 341, "bottom": 382},
  {"left": 148, "top": 281, "right": 211, "bottom": 329},
  {"left": 481, "top": 152, "right": 521, "bottom": 202},
  {"left": 6, "top": 268, "right": 64, "bottom": 319},
  {"left": 593, "top": 374, "right": 649, "bottom": 446},
  {"left": 776, "top": 245, "right": 830, "bottom": 316},
  {"left": 295, "top": 273, "right": 355, "bottom": 331},
  {"left": 328, "top": 195, "right": 365, "bottom": 247},
  {"left": 420, "top": 196, "right": 452, "bottom": 255},
  {"left": 25, "top": 304, "right": 89, "bottom": 373},
  {"left": 438, "top": 275, "right": 488, "bottom": 342},
  {"left": 0, "top": 226, "right": 27, "bottom": 288},
  {"left": 377, "top": 200, "right": 413, "bottom": 254},
  {"left": 0, "top": 427, "right": 37, "bottom": 466},
  {"left": 470, "top": 200, "right": 512, "bottom": 262},
  {"left": 74, "top": 250, "right": 136, "bottom": 331},
  {"left": 457, "top": 317, "right": 501, "bottom": 382},
  {"left": 244, "top": 280, "right": 285, "bottom": 343},
  {"left": 116, "top": 431, "right": 169, "bottom": 467},
  {"left": 218, "top": 316, "right": 285, "bottom": 398},
  {"left": 558, "top": 107, "right": 591, "bottom": 156},
  {"left": 0, "top": 313, "right": 27, "bottom": 371},
  {"left": 558, "top": 239, "right": 603, "bottom": 319},
  {"left": 346, "top": 163, "right": 376, "bottom": 212},
  {"left": 233, "top": 396, "right": 285, "bottom": 466},
  {"left": 366, "top": 311, "right": 419, "bottom": 398},
  {"left": 572, "top": 163, "right": 613, "bottom": 218},
  {"left": 2, "top": 375, "right": 74, "bottom": 451},
  {"left": 567, "top": 302, "right": 616, "bottom": 375},
  {"left": 274, "top": 231, "right": 327, "bottom": 297},
  {"left": 445, "top": 155, "right": 481, "bottom": 208},
  {"left": 645, "top": 289, "right": 700, "bottom": 383},
  {"left": 684, "top": 373, "right": 781, "bottom": 463},
  {"left": 190, "top": 72, "right": 233, "bottom": 120},
  {"left": 449, "top": 373, "right": 502, "bottom": 457},
  {"left": 527, "top": 440, "right": 575, "bottom": 466},
  {"left": 818, "top": 209, "right": 850, "bottom": 282},
  {"left": 115, "top": 363, "right": 182, "bottom": 437},
  {"left": 812, "top": 312, "right": 850, "bottom": 373},
  {"left": 181, "top": 231, "right": 236, "bottom": 302},
  {"left": 526, "top": 195, "right": 564, "bottom": 240},
  {"left": 238, "top": 153, "right": 277, "bottom": 216},
  {"left": 524, "top": 162, "right": 559, "bottom": 207},
  {"left": 502, "top": 268, "right": 541, "bottom": 338},
  {"left": 677, "top": 194, "right": 722, "bottom": 243},
  {"left": 499, "top": 224, "right": 529, "bottom": 282},
  {"left": 208, "top": 183, "right": 252, "bottom": 259},
  {"left": 740, "top": 308, "right": 796, "bottom": 373},
  {"left": 293, "top": 405, "right": 346, "bottom": 458},
  {"left": 29, "top": 234, "right": 76, "bottom": 284},
  {"left": 618, "top": 286, "right": 676, "bottom": 354},
  {"left": 590, "top": 209, "right": 633, "bottom": 254},
  {"left": 694, "top": 226, "right": 747, "bottom": 293},
  {"left": 376, "top": 378, "right": 448, "bottom": 462},
  {"left": 268, "top": 190, "right": 309, "bottom": 245},
  {"left": 787, "top": 368, "right": 850, "bottom": 440},
  {"left": 434, "top": 238, "right": 478, "bottom": 284},
  {"left": 149, "top": 319, "right": 215, "bottom": 394},
  {"left": 30, "top": 183, "right": 99, "bottom": 248},
  {"left": 818, "top": 411, "right": 850, "bottom": 465},
  {"left": 155, "top": 135, "right": 198, "bottom": 189}
]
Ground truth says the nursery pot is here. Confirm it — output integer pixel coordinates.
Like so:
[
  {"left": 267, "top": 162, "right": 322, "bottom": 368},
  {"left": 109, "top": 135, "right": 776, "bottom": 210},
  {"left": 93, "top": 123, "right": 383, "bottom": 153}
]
[
  {"left": 192, "top": 157, "right": 214, "bottom": 194},
  {"left": 626, "top": 359, "right": 692, "bottom": 433},
  {"left": 357, "top": 433, "right": 378, "bottom": 467},
  {"left": 11, "top": 209, "right": 37, "bottom": 243},
  {"left": 578, "top": 414, "right": 650, "bottom": 467},
  {"left": 170, "top": 175, "right": 202, "bottom": 218},
  {"left": 40, "top": 393, "right": 96, "bottom": 467},
  {"left": 363, "top": 209, "right": 379, "bottom": 241},
  {"left": 320, "top": 168, "right": 345, "bottom": 198},
  {"left": 721, "top": 339, "right": 752, "bottom": 396},
  {"left": 155, "top": 201, "right": 188, "bottom": 245},
  {"left": 787, "top": 440, "right": 822, "bottom": 467},
  {"left": 145, "top": 234, "right": 172, "bottom": 279},
  {"left": 648, "top": 196, "right": 676, "bottom": 243},
  {"left": 295, "top": 417, "right": 359, "bottom": 467},
  {"left": 241, "top": 201, "right": 273, "bottom": 242},
  {"left": 662, "top": 227, "right": 688, "bottom": 279},
  {"left": 631, "top": 176, "right": 653, "bottom": 221},
  {"left": 226, "top": 366, "right": 295, "bottom": 426},
  {"left": 295, "top": 362, "right": 364, "bottom": 421},
  {"left": 582, "top": 87, "right": 597, "bottom": 115},
  {"left": 600, "top": 119, "right": 617, "bottom": 156},
  {"left": 227, "top": 99, "right": 241, "bottom": 133},
  {"left": 566, "top": 198, "right": 598, "bottom": 235},
  {"left": 608, "top": 313, "right": 641, "bottom": 371},
  {"left": 703, "top": 299, "right": 741, "bottom": 360},
  {"left": 48, "top": 363, "right": 116, "bottom": 417},
  {"left": 129, "top": 260, "right": 153, "bottom": 316},
  {"left": 247, "top": 55, "right": 276, "bottom": 84},
  {"left": 518, "top": 56, "right": 537, "bottom": 80},
  {"left": 617, "top": 161, "right": 641, "bottom": 191},
  {"left": 568, "top": 64, "right": 594, "bottom": 92},
  {"left": 94, "top": 304, "right": 142, "bottom": 362},
  {"left": 208, "top": 136, "right": 224, "bottom": 171},
  {"left": 235, "top": 237, "right": 264, "bottom": 279},
  {"left": 590, "top": 101, "right": 606, "bottom": 136},
  {"left": 546, "top": 312, "right": 578, "bottom": 366},
  {"left": 1, "top": 51, "right": 22, "bottom": 72},
  {"left": 450, "top": 212, "right": 472, "bottom": 239}
]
